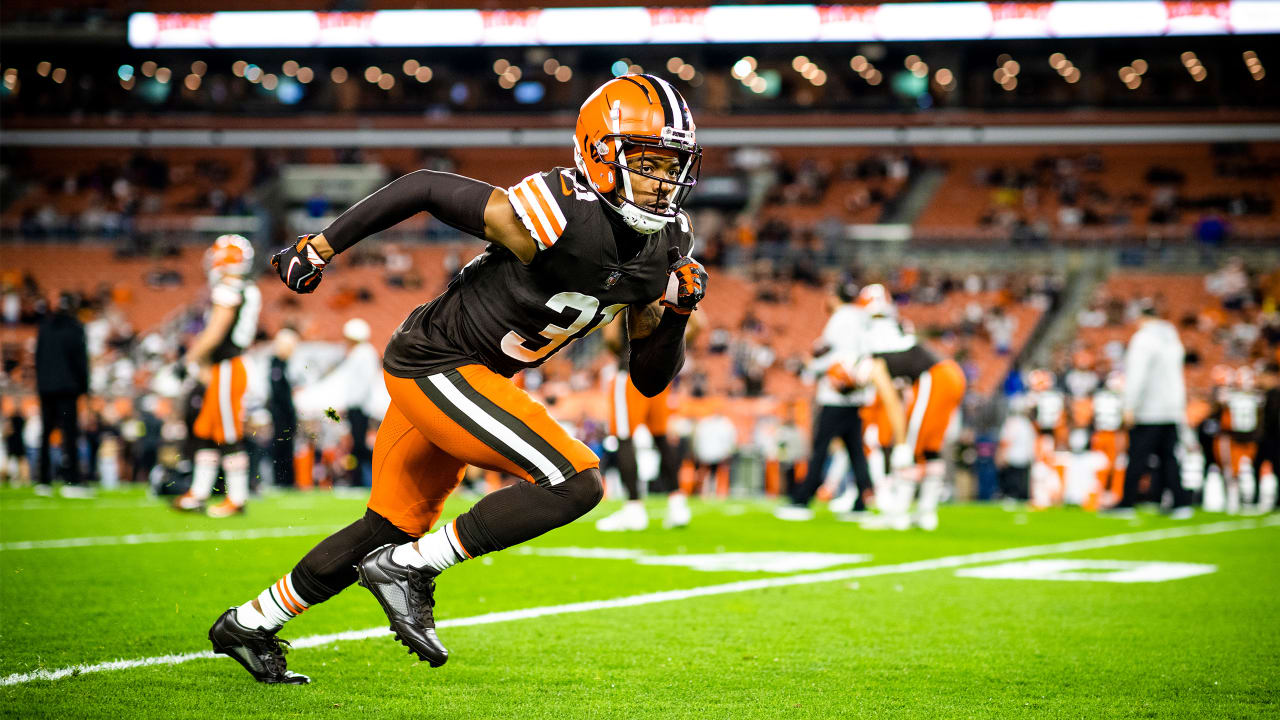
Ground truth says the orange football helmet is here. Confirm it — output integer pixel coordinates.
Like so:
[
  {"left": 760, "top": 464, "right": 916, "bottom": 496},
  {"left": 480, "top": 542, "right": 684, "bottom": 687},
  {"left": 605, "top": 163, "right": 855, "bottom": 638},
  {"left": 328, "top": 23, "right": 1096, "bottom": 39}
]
[
  {"left": 574, "top": 74, "right": 701, "bottom": 234},
  {"left": 1029, "top": 369, "right": 1055, "bottom": 392},
  {"left": 204, "top": 234, "right": 254, "bottom": 281},
  {"left": 855, "top": 283, "right": 894, "bottom": 317}
]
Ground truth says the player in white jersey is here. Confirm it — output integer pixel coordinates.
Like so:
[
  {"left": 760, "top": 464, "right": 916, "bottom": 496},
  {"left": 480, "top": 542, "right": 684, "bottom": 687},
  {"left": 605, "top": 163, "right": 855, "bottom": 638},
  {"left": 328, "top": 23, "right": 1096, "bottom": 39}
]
[
  {"left": 1027, "top": 369, "right": 1065, "bottom": 455},
  {"left": 1089, "top": 371, "right": 1126, "bottom": 506},
  {"left": 174, "top": 235, "right": 262, "bottom": 517},
  {"left": 1221, "top": 366, "right": 1264, "bottom": 508}
]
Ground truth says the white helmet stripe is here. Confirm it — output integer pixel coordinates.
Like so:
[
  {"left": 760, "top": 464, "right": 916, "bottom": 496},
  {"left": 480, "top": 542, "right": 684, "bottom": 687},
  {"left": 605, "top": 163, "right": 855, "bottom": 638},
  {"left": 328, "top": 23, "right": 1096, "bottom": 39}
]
[{"left": 648, "top": 75, "right": 683, "bottom": 131}]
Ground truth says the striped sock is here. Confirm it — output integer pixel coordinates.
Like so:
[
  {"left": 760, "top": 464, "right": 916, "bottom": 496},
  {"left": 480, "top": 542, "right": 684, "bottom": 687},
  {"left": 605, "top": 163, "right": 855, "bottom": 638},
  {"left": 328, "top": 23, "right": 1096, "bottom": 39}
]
[
  {"left": 391, "top": 519, "right": 469, "bottom": 573},
  {"left": 237, "top": 573, "right": 310, "bottom": 630}
]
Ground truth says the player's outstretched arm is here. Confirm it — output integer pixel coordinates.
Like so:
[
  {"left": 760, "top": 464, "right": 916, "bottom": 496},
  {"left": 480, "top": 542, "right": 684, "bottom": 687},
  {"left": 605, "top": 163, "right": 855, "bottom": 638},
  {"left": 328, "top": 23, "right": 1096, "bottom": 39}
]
[{"left": 272, "top": 170, "right": 543, "bottom": 293}]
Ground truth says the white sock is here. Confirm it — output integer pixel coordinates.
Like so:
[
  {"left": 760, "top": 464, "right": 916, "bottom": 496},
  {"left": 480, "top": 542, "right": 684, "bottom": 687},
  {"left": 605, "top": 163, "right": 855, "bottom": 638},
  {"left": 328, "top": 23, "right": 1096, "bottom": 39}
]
[
  {"left": 238, "top": 573, "right": 310, "bottom": 630},
  {"left": 917, "top": 461, "right": 946, "bottom": 514},
  {"left": 189, "top": 449, "right": 220, "bottom": 500},
  {"left": 223, "top": 451, "right": 250, "bottom": 506},
  {"left": 392, "top": 520, "right": 468, "bottom": 573}
]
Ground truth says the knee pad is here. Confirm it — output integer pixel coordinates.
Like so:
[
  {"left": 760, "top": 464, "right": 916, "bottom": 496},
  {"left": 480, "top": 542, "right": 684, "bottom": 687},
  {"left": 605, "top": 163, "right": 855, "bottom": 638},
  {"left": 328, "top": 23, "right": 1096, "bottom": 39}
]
[{"left": 552, "top": 468, "right": 604, "bottom": 517}]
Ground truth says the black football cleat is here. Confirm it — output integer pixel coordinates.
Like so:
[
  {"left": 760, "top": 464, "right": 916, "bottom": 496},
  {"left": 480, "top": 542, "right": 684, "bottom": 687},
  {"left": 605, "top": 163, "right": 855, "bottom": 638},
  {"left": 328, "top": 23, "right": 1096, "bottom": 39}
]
[
  {"left": 208, "top": 607, "right": 310, "bottom": 684},
  {"left": 357, "top": 544, "right": 449, "bottom": 667}
]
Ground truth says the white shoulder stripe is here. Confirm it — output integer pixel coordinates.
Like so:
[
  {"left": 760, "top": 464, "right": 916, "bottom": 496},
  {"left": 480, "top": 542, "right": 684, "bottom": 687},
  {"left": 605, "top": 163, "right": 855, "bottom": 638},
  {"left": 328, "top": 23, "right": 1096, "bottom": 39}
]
[
  {"left": 506, "top": 187, "right": 549, "bottom": 251},
  {"left": 530, "top": 173, "right": 568, "bottom": 231},
  {"left": 516, "top": 178, "right": 559, "bottom": 246}
]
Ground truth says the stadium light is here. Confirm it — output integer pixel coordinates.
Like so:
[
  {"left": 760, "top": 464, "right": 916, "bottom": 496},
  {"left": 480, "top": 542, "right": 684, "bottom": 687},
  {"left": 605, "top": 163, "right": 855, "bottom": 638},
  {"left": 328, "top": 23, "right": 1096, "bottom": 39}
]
[
  {"left": 330, "top": 66, "right": 348, "bottom": 83},
  {"left": 232, "top": 61, "right": 248, "bottom": 77},
  {"left": 555, "top": 65, "right": 573, "bottom": 82},
  {"left": 543, "top": 58, "right": 560, "bottom": 74},
  {"left": 297, "top": 66, "right": 315, "bottom": 83},
  {"left": 493, "top": 59, "right": 510, "bottom": 75},
  {"left": 283, "top": 60, "right": 299, "bottom": 77},
  {"left": 191, "top": 60, "right": 207, "bottom": 77},
  {"left": 128, "top": 2, "right": 1280, "bottom": 48},
  {"left": 415, "top": 66, "right": 433, "bottom": 83},
  {"left": 402, "top": 59, "right": 419, "bottom": 76},
  {"left": 141, "top": 61, "right": 157, "bottom": 78},
  {"left": 51, "top": 68, "right": 67, "bottom": 84},
  {"left": 184, "top": 73, "right": 201, "bottom": 90},
  {"left": 37, "top": 62, "right": 51, "bottom": 77},
  {"left": 155, "top": 67, "right": 171, "bottom": 84},
  {"left": 262, "top": 73, "right": 279, "bottom": 90}
]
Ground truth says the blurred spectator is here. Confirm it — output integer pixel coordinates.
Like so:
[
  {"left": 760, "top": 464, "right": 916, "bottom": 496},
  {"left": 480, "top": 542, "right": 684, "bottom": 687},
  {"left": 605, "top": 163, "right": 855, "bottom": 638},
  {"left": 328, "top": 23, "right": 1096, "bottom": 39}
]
[
  {"left": 3, "top": 412, "right": 31, "bottom": 486},
  {"left": 997, "top": 399, "right": 1035, "bottom": 501},
  {"left": 35, "top": 293, "right": 91, "bottom": 497},
  {"left": 269, "top": 329, "right": 300, "bottom": 489}
]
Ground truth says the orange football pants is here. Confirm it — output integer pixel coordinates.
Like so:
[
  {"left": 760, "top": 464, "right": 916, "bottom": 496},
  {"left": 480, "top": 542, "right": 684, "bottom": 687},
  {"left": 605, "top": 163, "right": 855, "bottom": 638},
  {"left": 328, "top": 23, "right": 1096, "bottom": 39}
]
[
  {"left": 192, "top": 356, "right": 248, "bottom": 445},
  {"left": 369, "top": 366, "right": 598, "bottom": 537},
  {"left": 608, "top": 371, "right": 671, "bottom": 439},
  {"left": 905, "top": 359, "right": 967, "bottom": 461}
]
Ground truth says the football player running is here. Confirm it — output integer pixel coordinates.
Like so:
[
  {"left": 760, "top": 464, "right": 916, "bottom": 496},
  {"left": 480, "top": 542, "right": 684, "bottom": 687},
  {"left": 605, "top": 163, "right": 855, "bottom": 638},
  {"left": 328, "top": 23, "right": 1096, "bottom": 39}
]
[
  {"left": 207, "top": 75, "right": 707, "bottom": 684},
  {"left": 173, "top": 234, "right": 262, "bottom": 517},
  {"left": 855, "top": 284, "right": 967, "bottom": 531}
]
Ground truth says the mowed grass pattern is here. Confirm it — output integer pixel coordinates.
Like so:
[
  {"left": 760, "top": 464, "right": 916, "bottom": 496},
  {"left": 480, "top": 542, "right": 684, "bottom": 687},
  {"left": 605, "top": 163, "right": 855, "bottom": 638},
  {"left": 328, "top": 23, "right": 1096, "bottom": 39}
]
[{"left": 1, "top": 487, "right": 1276, "bottom": 719}]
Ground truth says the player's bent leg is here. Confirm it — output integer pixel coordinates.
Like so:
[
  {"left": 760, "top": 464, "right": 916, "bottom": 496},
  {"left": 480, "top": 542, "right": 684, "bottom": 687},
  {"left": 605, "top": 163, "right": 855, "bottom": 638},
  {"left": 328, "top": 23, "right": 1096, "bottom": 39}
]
[
  {"left": 210, "top": 508, "right": 415, "bottom": 683},
  {"left": 208, "top": 448, "right": 249, "bottom": 517},
  {"left": 176, "top": 445, "right": 220, "bottom": 511},
  {"left": 361, "top": 470, "right": 603, "bottom": 665}
]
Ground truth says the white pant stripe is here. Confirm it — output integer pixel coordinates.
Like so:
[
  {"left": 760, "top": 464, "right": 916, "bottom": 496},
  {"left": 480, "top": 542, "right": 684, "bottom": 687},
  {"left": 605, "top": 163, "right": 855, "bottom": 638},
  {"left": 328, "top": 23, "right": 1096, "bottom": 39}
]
[
  {"left": 218, "top": 361, "right": 237, "bottom": 443},
  {"left": 427, "top": 374, "right": 566, "bottom": 485},
  {"left": 906, "top": 368, "right": 932, "bottom": 453},
  {"left": 613, "top": 372, "right": 631, "bottom": 440}
]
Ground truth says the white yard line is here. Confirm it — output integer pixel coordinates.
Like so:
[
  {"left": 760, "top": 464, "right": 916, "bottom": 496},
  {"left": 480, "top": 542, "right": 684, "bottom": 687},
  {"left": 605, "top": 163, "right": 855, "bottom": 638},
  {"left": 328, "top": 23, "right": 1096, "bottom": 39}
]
[
  {"left": 0, "top": 526, "right": 338, "bottom": 551},
  {"left": 3, "top": 515, "right": 1276, "bottom": 687}
]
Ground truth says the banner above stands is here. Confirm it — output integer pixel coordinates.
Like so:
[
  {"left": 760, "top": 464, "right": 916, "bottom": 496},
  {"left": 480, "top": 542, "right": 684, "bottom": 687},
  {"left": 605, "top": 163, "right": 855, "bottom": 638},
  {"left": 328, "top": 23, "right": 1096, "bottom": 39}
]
[{"left": 129, "top": 1, "right": 1280, "bottom": 48}]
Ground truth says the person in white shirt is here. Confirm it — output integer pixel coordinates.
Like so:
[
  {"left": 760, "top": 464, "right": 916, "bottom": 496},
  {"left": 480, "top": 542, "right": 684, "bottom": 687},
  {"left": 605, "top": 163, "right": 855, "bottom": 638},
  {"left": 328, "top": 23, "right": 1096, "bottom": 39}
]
[
  {"left": 998, "top": 398, "right": 1036, "bottom": 501},
  {"left": 776, "top": 282, "right": 909, "bottom": 521},
  {"left": 331, "top": 319, "right": 382, "bottom": 486},
  {"left": 1108, "top": 303, "right": 1192, "bottom": 518}
]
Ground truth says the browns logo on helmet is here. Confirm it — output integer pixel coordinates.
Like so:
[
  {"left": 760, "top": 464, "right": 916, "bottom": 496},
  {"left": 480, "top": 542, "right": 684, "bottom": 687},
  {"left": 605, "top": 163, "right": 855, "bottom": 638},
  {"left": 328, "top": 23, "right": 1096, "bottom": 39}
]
[{"left": 574, "top": 74, "right": 702, "bottom": 234}]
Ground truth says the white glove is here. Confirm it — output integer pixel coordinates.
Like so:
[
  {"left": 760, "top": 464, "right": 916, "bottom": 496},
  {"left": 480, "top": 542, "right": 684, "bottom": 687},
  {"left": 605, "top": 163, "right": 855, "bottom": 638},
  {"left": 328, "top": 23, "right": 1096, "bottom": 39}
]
[{"left": 889, "top": 444, "right": 916, "bottom": 473}]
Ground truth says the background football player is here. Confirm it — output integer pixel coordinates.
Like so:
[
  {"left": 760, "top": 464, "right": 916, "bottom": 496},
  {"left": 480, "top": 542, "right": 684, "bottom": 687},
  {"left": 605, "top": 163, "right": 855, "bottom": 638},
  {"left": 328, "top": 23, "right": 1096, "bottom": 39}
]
[
  {"left": 855, "top": 284, "right": 967, "bottom": 531},
  {"left": 207, "top": 74, "right": 708, "bottom": 684},
  {"left": 173, "top": 234, "right": 261, "bottom": 517}
]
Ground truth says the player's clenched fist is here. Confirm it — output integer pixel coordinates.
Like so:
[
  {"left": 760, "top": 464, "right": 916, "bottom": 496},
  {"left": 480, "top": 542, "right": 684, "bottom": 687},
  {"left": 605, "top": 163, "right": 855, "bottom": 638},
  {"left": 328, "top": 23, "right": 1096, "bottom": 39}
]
[
  {"left": 270, "top": 235, "right": 327, "bottom": 294},
  {"left": 661, "top": 256, "right": 708, "bottom": 314}
]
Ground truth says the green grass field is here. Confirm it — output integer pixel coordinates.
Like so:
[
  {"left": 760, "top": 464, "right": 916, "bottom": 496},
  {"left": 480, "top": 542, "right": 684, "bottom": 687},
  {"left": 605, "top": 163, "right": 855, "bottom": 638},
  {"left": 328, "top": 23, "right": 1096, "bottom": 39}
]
[{"left": 1, "top": 486, "right": 1276, "bottom": 719}]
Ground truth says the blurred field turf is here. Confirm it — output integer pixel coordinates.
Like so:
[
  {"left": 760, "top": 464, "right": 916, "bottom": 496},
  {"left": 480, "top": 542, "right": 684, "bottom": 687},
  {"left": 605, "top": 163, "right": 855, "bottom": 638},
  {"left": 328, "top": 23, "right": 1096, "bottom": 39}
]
[{"left": 1, "top": 486, "right": 1276, "bottom": 719}]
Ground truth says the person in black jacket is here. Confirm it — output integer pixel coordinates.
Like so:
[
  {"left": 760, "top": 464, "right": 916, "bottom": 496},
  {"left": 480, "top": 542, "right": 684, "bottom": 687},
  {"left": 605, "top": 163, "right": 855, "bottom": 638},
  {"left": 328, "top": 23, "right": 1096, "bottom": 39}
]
[
  {"left": 268, "top": 329, "right": 299, "bottom": 489},
  {"left": 35, "top": 293, "right": 90, "bottom": 498}
]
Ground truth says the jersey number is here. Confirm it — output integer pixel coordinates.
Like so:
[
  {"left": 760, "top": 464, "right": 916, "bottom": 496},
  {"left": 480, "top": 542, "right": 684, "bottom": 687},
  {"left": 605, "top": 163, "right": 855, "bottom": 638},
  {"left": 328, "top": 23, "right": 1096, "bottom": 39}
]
[{"left": 501, "top": 292, "right": 626, "bottom": 363}]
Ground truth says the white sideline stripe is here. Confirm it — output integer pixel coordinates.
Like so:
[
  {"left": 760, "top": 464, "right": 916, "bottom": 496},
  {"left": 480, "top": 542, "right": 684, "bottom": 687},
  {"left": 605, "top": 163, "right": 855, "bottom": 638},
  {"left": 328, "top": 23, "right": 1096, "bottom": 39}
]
[
  {"left": 0, "top": 525, "right": 336, "bottom": 551},
  {"left": 3, "top": 516, "right": 1276, "bottom": 687}
]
